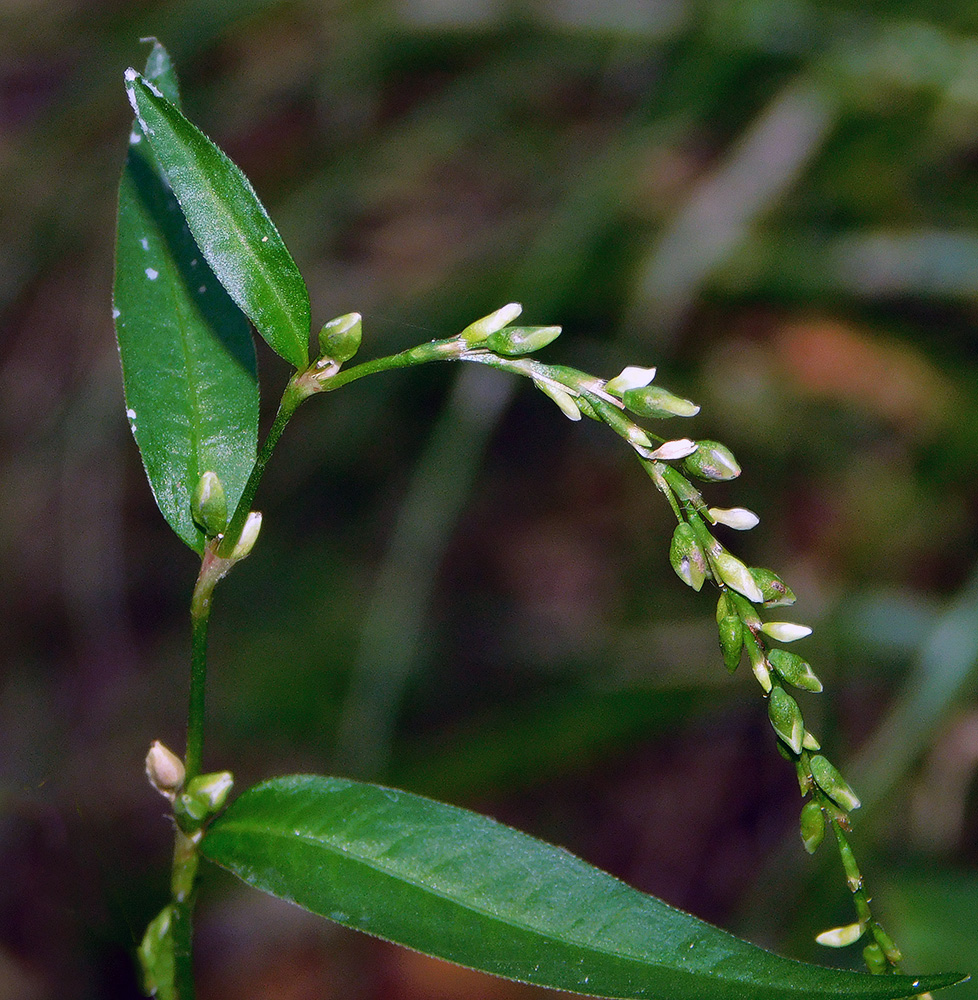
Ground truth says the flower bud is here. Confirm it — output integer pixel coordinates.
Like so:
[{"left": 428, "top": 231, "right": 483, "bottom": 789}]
[
  {"left": 767, "top": 648, "right": 822, "bottom": 692},
  {"left": 604, "top": 366, "right": 656, "bottom": 396},
  {"left": 816, "top": 922, "right": 865, "bottom": 948},
  {"left": 810, "top": 754, "right": 861, "bottom": 811},
  {"left": 760, "top": 621, "right": 812, "bottom": 642},
  {"left": 459, "top": 302, "right": 522, "bottom": 345},
  {"left": 799, "top": 799, "right": 825, "bottom": 854},
  {"left": 708, "top": 506, "right": 759, "bottom": 530},
  {"left": 743, "top": 632, "right": 773, "bottom": 692},
  {"left": 486, "top": 325, "right": 561, "bottom": 356},
  {"left": 862, "top": 942, "right": 887, "bottom": 975},
  {"left": 718, "top": 614, "right": 743, "bottom": 673},
  {"left": 622, "top": 385, "right": 700, "bottom": 419},
  {"left": 318, "top": 312, "right": 362, "bottom": 364},
  {"left": 749, "top": 566, "right": 796, "bottom": 606},
  {"left": 650, "top": 439, "right": 698, "bottom": 460},
  {"left": 589, "top": 397, "right": 653, "bottom": 449},
  {"left": 683, "top": 441, "right": 741, "bottom": 481},
  {"left": 714, "top": 551, "right": 765, "bottom": 604},
  {"left": 670, "top": 522, "right": 709, "bottom": 591},
  {"left": 768, "top": 685, "right": 805, "bottom": 754},
  {"left": 145, "top": 741, "right": 185, "bottom": 798},
  {"left": 871, "top": 925, "right": 902, "bottom": 964},
  {"left": 176, "top": 770, "right": 234, "bottom": 823},
  {"left": 535, "top": 380, "right": 581, "bottom": 420},
  {"left": 716, "top": 590, "right": 735, "bottom": 623},
  {"left": 229, "top": 511, "right": 262, "bottom": 560},
  {"left": 803, "top": 729, "right": 821, "bottom": 750},
  {"left": 191, "top": 471, "right": 227, "bottom": 537},
  {"left": 138, "top": 905, "right": 175, "bottom": 997}
]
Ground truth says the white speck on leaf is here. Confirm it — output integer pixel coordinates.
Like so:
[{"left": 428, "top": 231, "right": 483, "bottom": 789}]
[
  {"left": 140, "top": 238, "right": 149, "bottom": 250},
  {"left": 190, "top": 259, "right": 198, "bottom": 267},
  {"left": 198, "top": 285, "right": 206, "bottom": 294},
  {"left": 112, "top": 308, "right": 120, "bottom": 319},
  {"left": 145, "top": 268, "right": 159, "bottom": 281},
  {"left": 261, "top": 236, "right": 268, "bottom": 242},
  {"left": 129, "top": 130, "right": 142, "bottom": 145},
  {"left": 126, "top": 408, "right": 136, "bottom": 420}
]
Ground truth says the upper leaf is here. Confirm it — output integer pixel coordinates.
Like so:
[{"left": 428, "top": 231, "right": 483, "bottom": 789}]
[
  {"left": 201, "top": 776, "right": 964, "bottom": 1000},
  {"left": 125, "top": 69, "right": 310, "bottom": 369},
  {"left": 114, "top": 41, "right": 259, "bottom": 553}
]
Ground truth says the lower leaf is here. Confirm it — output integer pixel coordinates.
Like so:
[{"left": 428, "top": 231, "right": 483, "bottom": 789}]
[{"left": 200, "top": 776, "right": 963, "bottom": 1000}]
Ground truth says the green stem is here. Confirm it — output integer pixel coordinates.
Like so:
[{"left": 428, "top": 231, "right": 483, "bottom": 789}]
[
  {"left": 185, "top": 595, "right": 211, "bottom": 782},
  {"left": 169, "top": 829, "right": 200, "bottom": 1000},
  {"left": 217, "top": 377, "right": 309, "bottom": 559}
]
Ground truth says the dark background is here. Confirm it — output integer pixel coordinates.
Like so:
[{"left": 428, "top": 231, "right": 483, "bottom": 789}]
[{"left": 3, "top": 1, "right": 978, "bottom": 997}]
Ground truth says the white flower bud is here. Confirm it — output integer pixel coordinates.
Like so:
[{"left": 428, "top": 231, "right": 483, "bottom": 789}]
[
  {"left": 535, "top": 380, "right": 581, "bottom": 421},
  {"left": 760, "top": 621, "right": 812, "bottom": 642},
  {"left": 816, "top": 922, "right": 865, "bottom": 948},
  {"left": 145, "top": 741, "right": 185, "bottom": 798},
  {"left": 459, "top": 303, "right": 523, "bottom": 344},
  {"left": 604, "top": 366, "right": 656, "bottom": 395},
  {"left": 230, "top": 511, "right": 262, "bottom": 560},
  {"left": 650, "top": 439, "right": 698, "bottom": 460},
  {"left": 714, "top": 551, "right": 765, "bottom": 604},
  {"left": 708, "top": 507, "right": 759, "bottom": 530}
]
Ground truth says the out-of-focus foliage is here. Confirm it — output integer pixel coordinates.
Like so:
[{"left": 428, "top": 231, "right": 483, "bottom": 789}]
[{"left": 2, "top": 1, "right": 977, "bottom": 997}]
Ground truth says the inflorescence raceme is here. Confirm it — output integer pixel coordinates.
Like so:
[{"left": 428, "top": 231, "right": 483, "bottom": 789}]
[{"left": 305, "top": 302, "right": 906, "bottom": 977}]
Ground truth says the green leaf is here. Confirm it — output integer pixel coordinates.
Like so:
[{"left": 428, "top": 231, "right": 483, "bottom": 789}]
[
  {"left": 124, "top": 69, "right": 310, "bottom": 369},
  {"left": 114, "top": 41, "right": 258, "bottom": 553},
  {"left": 201, "top": 776, "right": 963, "bottom": 1000}
]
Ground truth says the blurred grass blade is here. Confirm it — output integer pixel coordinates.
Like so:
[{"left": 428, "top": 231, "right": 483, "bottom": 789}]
[
  {"left": 125, "top": 68, "right": 310, "bottom": 369},
  {"left": 114, "top": 41, "right": 258, "bottom": 553},
  {"left": 202, "top": 776, "right": 964, "bottom": 1000}
]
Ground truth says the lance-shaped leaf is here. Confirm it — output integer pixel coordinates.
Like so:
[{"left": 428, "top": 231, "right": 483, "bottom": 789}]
[
  {"left": 201, "top": 776, "right": 962, "bottom": 1000},
  {"left": 114, "top": 41, "right": 258, "bottom": 553},
  {"left": 125, "top": 69, "right": 310, "bottom": 369}
]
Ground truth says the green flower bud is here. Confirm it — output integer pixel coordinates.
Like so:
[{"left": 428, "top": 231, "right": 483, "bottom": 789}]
[
  {"left": 145, "top": 740, "right": 185, "bottom": 799},
  {"left": 176, "top": 770, "right": 234, "bottom": 823},
  {"left": 191, "top": 471, "right": 227, "bottom": 537},
  {"left": 318, "top": 312, "right": 362, "bottom": 364},
  {"left": 810, "top": 754, "right": 861, "bottom": 812},
  {"left": 486, "top": 325, "right": 561, "bottom": 356},
  {"left": 815, "top": 922, "right": 865, "bottom": 948},
  {"left": 229, "top": 511, "right": 262, "bottom": 561},
  {"left": 768, "top": 685, "right": 805, "bottom": 755},
  {"left": 622, "top": 385, "right": 700, "bottom": 419},
  {"left": 767, "top": 648, "right": 822, "bottom": 692},
  {"left": 670, "top": 522, "right": 709, "bottom": 591},
  {"left": 760, "top": 621, "right": 812, "bottom": 642},
  {"left": 589, "top": 396, "right": 653, "bottom": 449},
  {"left": 575, "top": 394, "right": 601, "bottom": 420},
  {"left": 803, "top": 729, "right": 821, "bottom": 750},
  {"left": 708, "top": 506, "right": 759, "bottom": 530},
  {"left": 749, "top": 566, "right": 796, "bottom": 606},
  {"left": 871, "top": 925, "right": 902, "bottom": 964},
  {"left": 714, "top": 551, "right": 765, "bottom": 603},
  {"left": 535, "top": 380, "right": 581, "bottom": 421},
  {"left": 716, "top": 590, "right": 735, "bottom": 624},
  {"left": 683, "top": 441, "right": 741, "bottom": 481},
  {"left": 727, "top": 589, "right": 762, "bottom": 629},
  {"left": 799, "top": 799, "right": 825, "bottom": 854},
  {"left": 862, "top": 941, "right": 887, "bottom": 975},
  {"left": 743, "top": 631, "right": 772, "bottom": 693},
  {"left": 718, "top": 614, "right": 743, "bottom": 673},
  {"left": 459, "top": 302, "right": 522, "bottom": 345},
  {"left": 138, "top": 905, "right": 176, "bottom": 997},
  {"left": 604, "top": 365, "right": 656, "bottom": 396}
]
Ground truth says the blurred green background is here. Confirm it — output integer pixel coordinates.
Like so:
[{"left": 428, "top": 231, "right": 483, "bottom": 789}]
[{"left": 3, "top": 1, "right": 978, "bottom": 997}]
